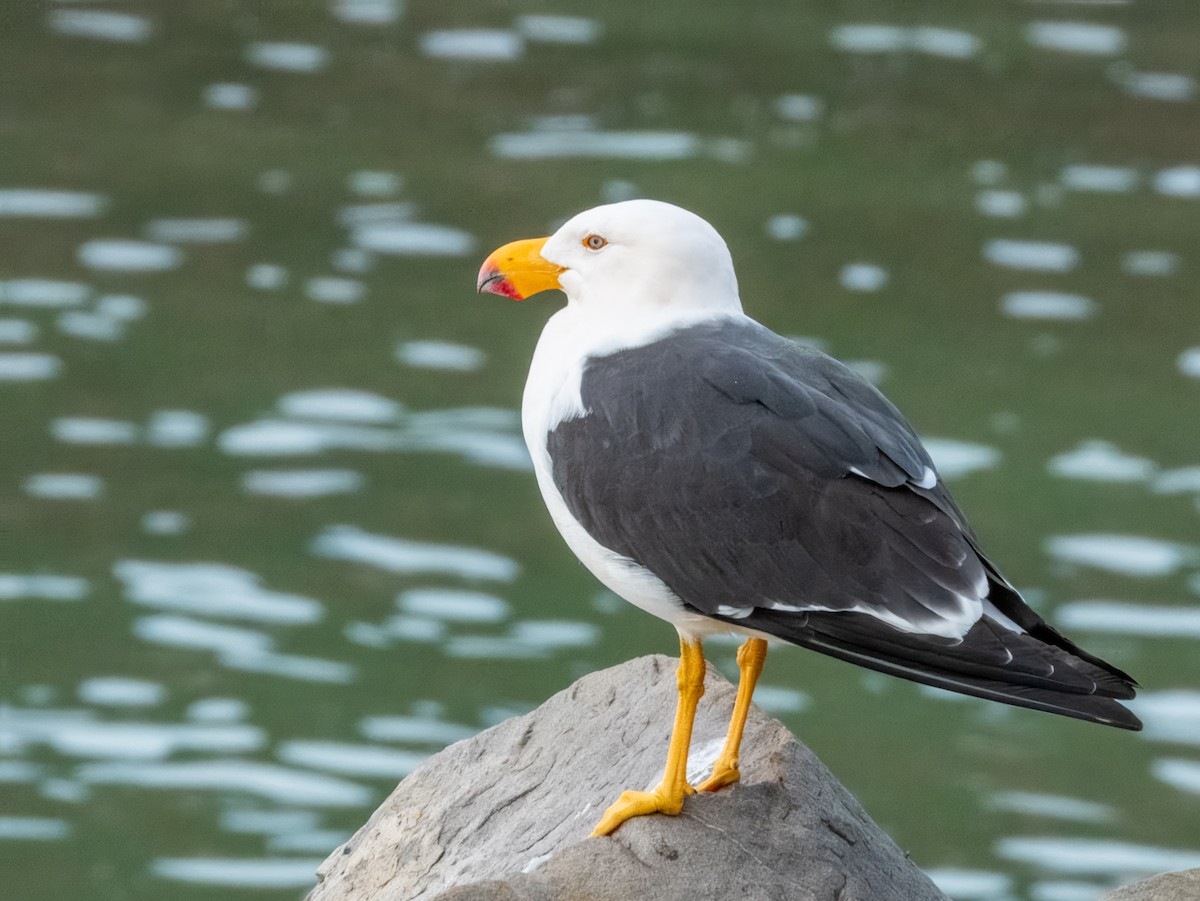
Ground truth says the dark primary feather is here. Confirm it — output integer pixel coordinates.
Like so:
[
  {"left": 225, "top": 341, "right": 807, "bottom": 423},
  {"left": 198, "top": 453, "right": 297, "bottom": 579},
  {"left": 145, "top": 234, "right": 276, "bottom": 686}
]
[{"left": 546, "top": 318, "right": 1140, "bottom": 730}]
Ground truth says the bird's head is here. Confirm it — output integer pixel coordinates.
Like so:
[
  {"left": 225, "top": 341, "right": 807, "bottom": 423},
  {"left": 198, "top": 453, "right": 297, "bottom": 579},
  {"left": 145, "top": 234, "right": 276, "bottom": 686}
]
[{"left": 477, "top": 200, "right": 741, "bottom": 315}]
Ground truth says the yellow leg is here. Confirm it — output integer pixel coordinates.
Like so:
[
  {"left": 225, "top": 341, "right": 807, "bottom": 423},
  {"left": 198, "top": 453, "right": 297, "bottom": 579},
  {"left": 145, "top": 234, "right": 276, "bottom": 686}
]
[
  {"left": 695, "top": 637, "right": 767, "bottom": 793},
  {"left": 591, "top": 636, "right": 706, "bottom": 837}
]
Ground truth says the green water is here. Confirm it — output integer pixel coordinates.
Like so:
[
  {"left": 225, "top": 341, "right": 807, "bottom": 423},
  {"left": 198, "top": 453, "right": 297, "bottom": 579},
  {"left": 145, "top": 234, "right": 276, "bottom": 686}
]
[{"left": 3, "top": 3, "right": 1199, "bottom": 899}]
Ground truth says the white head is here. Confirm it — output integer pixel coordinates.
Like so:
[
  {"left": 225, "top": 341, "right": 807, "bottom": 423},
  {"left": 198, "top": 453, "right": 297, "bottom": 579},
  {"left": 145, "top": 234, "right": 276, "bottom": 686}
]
[{"left": 477, "top": 200, "right": 742, "bottom": 317}]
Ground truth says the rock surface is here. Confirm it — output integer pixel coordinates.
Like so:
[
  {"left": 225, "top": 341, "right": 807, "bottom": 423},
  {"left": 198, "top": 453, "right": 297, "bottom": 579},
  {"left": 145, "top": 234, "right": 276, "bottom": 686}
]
[
  {"left": 1099, "top": 869, "right": 1200, "bottom": 900},
  {"left": 309, "top": 654, "right": 947, "bottom": 901}
]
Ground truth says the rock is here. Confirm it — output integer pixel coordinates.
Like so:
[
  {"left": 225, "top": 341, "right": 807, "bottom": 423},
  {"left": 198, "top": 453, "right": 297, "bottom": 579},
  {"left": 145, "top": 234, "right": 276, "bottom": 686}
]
[
  {"left": 1100, "top": 869, "right": 1200, "bottom": 900},
  {"left": 308, "top": 654, "right": 948, "bottom": 901}
]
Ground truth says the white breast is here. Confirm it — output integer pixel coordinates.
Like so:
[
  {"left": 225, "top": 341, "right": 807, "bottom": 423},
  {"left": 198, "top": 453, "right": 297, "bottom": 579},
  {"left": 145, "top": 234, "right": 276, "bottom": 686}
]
[{"left": 520, "top": 304, "right": 744, "bottom": 639}]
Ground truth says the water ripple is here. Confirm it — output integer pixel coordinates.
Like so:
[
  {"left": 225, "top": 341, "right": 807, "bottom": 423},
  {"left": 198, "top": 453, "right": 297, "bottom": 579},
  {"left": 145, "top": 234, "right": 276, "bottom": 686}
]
[
  {"left": 79, "top": 759, "right": 371, "bottom": 806},
  {"left": 311, "top": 525, "right": 520, "bottom": 581}
]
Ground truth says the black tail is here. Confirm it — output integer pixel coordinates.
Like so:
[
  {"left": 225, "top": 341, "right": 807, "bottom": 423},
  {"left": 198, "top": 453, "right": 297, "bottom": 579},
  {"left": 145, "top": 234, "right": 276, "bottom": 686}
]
[{"left": 738, "top": 595, "right": 1141, "bottom": 731}]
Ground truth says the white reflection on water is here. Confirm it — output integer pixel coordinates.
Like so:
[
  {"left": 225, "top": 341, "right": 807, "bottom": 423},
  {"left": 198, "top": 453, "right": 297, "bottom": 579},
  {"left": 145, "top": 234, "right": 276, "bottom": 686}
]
[
  {"left": 280, "top": 388, "right": 402, "bottom": 422},
  {"left": 1001, "top": 292, "right": 1096, "bottom": 322},
  {"left": 134, "top": 615, "right": 271, "bottom": 657},
  {"left": 984, "top": 239, "right": 1078, "bottom": 272},
  {"left": 331, "top": 0, "right": 403, "bottom": 26},
  {"left": 133, "top": 616, "right": 355, "bottom": 683},
  {"left": 383, "top": 616, "right": 445, "bottom": 643},
  {"left": 976, "top": 190, "right": 1026, "bottom": 219},
  {"left": 358, "top": 715, "right": 474, "bottom": 745},
  {"left": 0, "top": 817, "right": 71, "bottom": 841},
  {"left": 52, "top": 417, "right": 139, "bottom": 445},
  {"left": 1154, "top": 466, "right": 1200, "bottom": 494},
  {"left": 230, "top": 651, "right": 356, "bottom": 684},
  {"left": 348, "top": 171, "right": 402, "bottom": 196},
  {"left": 1026, "top": 22, "right": 1125, "bottom": 55},
  {"left": 57, "top": 311, "right": 123, "bottom": 341},
  {"left": 246, "top": 263, "right": 289, "bottom": 290},
  {"left": 1154, "top": 758, "right": 1200, "bottom": 794},
  {"left": 764, "top": 214, "right": 809, "bottom": 241},
  {"left": 24, "top": 473, "right": 102, "bottom": 499},
  {"left": 48, "top": 10, "right": 152, "bottom": 43},
  {"left": 0, "top": 319, "right": 36, "bottom": 343},
  {"left": 443, "top": 635, "right": 548, "bottom": 660},
  {"left": 490, "top": 129, "right": 701, "bottom": 161},
  {"left": 1030, "top": 883, "right": 1109, "bottom": 901},
  {"left": 515, "top": 15, "right": 601, "bottom": 44},
  {"left": 312, "top": 525, "right": 520, "bottom": 581},
  {"left": 396, "top": 588, "right": 510, "bottom": 623},
  {"left": 924, "top": 868, "right": 1011, "bottom": 900},
  {"left": 0, "top": 574, "right": 88, "bottom": 602},
  {"left": 243, "top": 469, "right": 364, "bottom": 497},
  {"left": 0, "top": 279, "right": 89, "bottom": 306},
  {"left": 276, "top": 740, "right": 426, "bottom": 777},
  {"left": 922, "top": 438, "right": 1001, "bottom": 478},
  {"left": 270, "top": 830, "right": 350, "bottom": 853},
  {"left": 145, "top": 218, "right": 249, "bottom": 243},
  {"left": 0, "top": 189, "right": 106, "bottom": 218},
  {"left": 4, "top": 707, "right": 263, "bottom": 759},
  {"left": 1130, "top": 692, "right": 1200, "bottom": 744},
  {"left": 1155, "top": 166, "right": 1200, "bottom": 198},
  {"left": 987, "top": 791, "right": 1114, "bottom": 824},
  {"left": 1178, "top": 347, "right": 1200, "bottom": 379},
  {"left": 245, "top": 42, "right": 329, "bottom": 73},
  {"left": 147, "top": 410, "right": 208, "bottom": 447},
  {"left": 775, "top": 95, "right": 824, "bottom": 122},
  {"left": 306, "top": 276, "right": 365, "bottom": 303},
  {"left": 829, "top": 25, "right": 981, "bottom": 59},
  {"left": 219, "top": 420, "right": 393, "bottom": 455},
  {"left": 0, "top": 353, "right": 61, "bottom": 381},
  {"left": 1058, "top": 601, "right": 1200, "bottom": 639},
  {"left": 220, "top": 809, "right": 319, "bottom": 835},
  {"left": 747, "top": 685, "right": 809, "bottom": 714},
  {"left": 1122, "top": 250, "right": 1179, "bottom": 277},
  {"left": 152, "top": 857, "right": 326, "bottom": 889},
  {"left": 839, "top": 263, "right": 888, "bottom": 293},
  {"left": 351, "top": 221, "right": 475, "bottom": 256},
  {"left": 395, "top": 339, "right": 486, "bottom": 371},
  {"left": 203, "top": 83, "right": 258, "bottom": 111},
  {"left": 511, "top": 619, "right": 599, "bottom": 649},
  {"left": 80, "top": 759, "right": 371, "bottom": 806},
  {"left": 996, "top": 836, "right": 1200, "bottom": 876},
  {"left": 420, "top": 29, "right": 523, "bottom": 61},
  {"left": 1044, "top": 534, "right": 1193, "bottom": 577},
  {"left": 1060, "top": 165, "right": 1138, "bottom": 193},
  {"left": 1114, "top": 69, "right": 1197, "bottom": 102},
  {"left": 78, "top": 677, "right": 166, "bottom": 708},
  {"left": 1048, "top": 440, "right": 1156, "bottom": 482},
  {"left": 187, "top": 698, "right": 249, "bottom": 723},
  {"left": 78, "top": 240, "right": 184, "bottom": 272},
  {"left": 115, "top": 560, "right": 324, "bottom": 624},
  {"left": 141, "top": 511, "right": 190, "bottom": 535}
]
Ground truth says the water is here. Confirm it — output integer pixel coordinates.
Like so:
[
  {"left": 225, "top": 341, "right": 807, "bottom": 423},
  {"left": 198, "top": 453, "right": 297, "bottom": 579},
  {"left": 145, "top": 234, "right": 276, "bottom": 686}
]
[{"left": 3, "top": 3, "right": 1198, "bottom": 900}]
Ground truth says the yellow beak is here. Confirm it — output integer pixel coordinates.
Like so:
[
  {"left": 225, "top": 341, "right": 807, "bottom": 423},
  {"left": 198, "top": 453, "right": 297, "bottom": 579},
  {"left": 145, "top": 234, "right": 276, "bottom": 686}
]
[{"left": 476, "top": 237, "right": 565, "bottom": 300}]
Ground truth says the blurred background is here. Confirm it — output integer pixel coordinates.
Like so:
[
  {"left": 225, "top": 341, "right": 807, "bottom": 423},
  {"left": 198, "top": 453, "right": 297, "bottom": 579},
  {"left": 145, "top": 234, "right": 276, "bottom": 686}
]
[{"left": 3, "top": 2, "right": 1199, "bottom": 899}]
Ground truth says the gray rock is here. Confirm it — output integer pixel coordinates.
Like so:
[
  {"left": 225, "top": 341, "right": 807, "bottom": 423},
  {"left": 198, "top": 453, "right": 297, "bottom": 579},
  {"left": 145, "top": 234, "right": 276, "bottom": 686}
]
[
  {"left": 309, "top": 654, "right": 948, "bottom": 901},
  {"left": 1100, "top": 869, "right": 1200, "bottom": 900}
]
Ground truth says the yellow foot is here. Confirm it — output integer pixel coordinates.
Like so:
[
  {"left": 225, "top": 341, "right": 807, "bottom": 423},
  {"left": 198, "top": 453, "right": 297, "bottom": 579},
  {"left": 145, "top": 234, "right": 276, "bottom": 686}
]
[
  {"left": 694, "top": 761, "right": 740, "bottom": 793},
  {"left": 590, "top": 786, "right": 686, "bottom": 837}
]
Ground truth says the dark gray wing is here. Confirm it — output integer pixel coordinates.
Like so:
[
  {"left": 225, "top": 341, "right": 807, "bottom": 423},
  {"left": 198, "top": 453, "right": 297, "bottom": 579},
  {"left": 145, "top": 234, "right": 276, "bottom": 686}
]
[
  {"left": 546, "top": 318, "right": 1140, "bottom": 729},
  {"left": 548, "top": 318, "right": 981, "bottom": 633}
]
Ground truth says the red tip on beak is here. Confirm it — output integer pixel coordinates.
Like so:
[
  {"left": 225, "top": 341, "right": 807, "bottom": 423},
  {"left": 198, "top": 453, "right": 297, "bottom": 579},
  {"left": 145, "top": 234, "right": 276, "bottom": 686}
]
[{"left": 477, "top": 262, "right": 524, "bottom": 300}]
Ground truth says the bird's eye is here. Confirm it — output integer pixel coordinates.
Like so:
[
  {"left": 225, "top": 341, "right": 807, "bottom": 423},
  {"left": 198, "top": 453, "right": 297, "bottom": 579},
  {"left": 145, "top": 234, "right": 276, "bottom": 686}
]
[{"left": 583, "top": 234, "right": 607, "bottom": 251}]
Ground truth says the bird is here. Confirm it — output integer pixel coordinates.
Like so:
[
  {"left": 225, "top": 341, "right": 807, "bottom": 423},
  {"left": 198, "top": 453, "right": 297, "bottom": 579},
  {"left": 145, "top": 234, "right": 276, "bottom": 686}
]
[{"left": 475, "top": 199, "right": 1140, "bottom": 838}]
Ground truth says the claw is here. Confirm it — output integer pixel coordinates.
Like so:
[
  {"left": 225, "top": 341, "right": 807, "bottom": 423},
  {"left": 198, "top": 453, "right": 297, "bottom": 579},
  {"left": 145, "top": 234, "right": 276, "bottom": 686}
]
[{"left": 591, "top": 785, "right": 686, "bottom": 837}]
